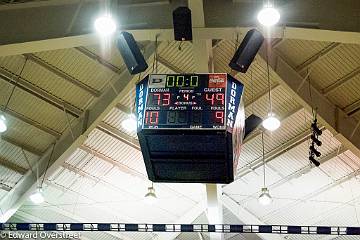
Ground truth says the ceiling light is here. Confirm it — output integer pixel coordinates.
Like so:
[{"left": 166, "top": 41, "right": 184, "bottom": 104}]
[
  {"left": 121, "top": 114, "right": 137, "bottom": 132},
  {"left": 30, "top": 188, "right": 44, "bottom": 204},
  {"left": 144, "top": 185, "right": 157, "bottom": 205},
  {"left": 0, "top": 115, "right": 7, "bottom": 133},
  {"left": 258, "top": 187, "right": 272, "bottom": 206},
  {"left": 257, "top": 3, "right": 280, "bottom": 27},
  {"left": 94, "top": 15, "right": 117, "bottom": 37},
  {"left": 262, "top": 113, "right": 280, "bottom": 131}
]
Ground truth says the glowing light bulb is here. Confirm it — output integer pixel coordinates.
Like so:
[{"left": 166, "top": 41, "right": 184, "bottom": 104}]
[
  {"left": 257, "top": 3, "right": 280, "bottom": 27},
  {"left": 258, "top": 187, "right": 272, "bottom": 206},
  {"left": 94, "top": 15, "right": 117, "bottom": 36},
  {"left": 30, "top": 188, "right": 44, "bottom": 204},
  {"left": 0, "top": 115, "right": 7, "bottom": 133},
  {"left": 262, "top": 113, "right": 280, "bottom": 131},
  {"left": 121, "top": 114, "right": 137, "bottom": 132}
]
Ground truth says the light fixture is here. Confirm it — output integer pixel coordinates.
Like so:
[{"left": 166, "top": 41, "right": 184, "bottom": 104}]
[
  {"left": 0, "top": 114, "right": 7, "bottom": 133},
  {"left": 94, "top": 14, "right": 117, "bottom": 37},
  {"left": 258, "top": 132, "right": 273, "bottom": 206},
  {"left": 121, "top": 114, "right": 137, "bottom": 132},
  {"left": 258, "top": 187, "right": 272, "bottom": 205},
  {"left": 262, "top": 37, "right": 281, "bottom": 131},
  {"left": 257, "top": 2, "right": 280, "bottom": 27},
  {"left": 30, "top": 187, "right": 44, "bottom": 204},
  {"left": 262, "top": 113, "right": 280, "bottom": 131},
  {"left": 144, "top": 183, "right": 157, "bottom": 205}
]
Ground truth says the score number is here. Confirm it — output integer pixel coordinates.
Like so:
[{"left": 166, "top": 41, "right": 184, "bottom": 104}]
[
  {"left": 205, "top": 93, "right": 225, "bottom": 106},
  {"left": 148, "top": 93, "right": 171, "bottom": 106}
]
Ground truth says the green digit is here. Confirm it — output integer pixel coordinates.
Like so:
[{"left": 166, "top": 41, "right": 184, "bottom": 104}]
[
  {"left": 176, "top": 76, "right": 184, "bottom": 87},
  {"left": 190, "top": 76, "right": 199, "bottom": 87},
  {"left": 166, "top": 76, "right": 175, "bottom": 87}
]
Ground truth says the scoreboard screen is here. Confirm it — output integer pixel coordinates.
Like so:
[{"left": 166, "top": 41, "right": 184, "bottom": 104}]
[
  {"left": 141, "top": 74, "right": 228, "bottom": 129},
  {"left": 135, "top": 73, "right": 245, "bottom": 183}
]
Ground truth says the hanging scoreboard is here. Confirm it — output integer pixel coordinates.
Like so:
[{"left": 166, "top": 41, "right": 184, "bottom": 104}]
[{"left": 136, "top": 73, "right": 245, "bottom": 184}]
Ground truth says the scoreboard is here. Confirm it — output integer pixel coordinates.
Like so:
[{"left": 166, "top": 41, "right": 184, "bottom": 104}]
[{"left": 136, "top": 73, "right": 245, "bottom": 183}]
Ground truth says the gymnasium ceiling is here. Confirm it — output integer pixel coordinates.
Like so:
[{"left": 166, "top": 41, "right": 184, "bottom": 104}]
[{"left": 0, "top": 0, "right": 359, "bottom": 240}]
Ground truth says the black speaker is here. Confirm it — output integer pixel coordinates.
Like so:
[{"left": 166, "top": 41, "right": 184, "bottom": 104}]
[
  {"left": 172, "top": 7, "right": 192, "bottom": 41},
  {"left": 244, "top": 114, "right": 262, "bottom": 139},
  {"left": 117, "top": 31, "right": 148, "bottom": 75},
  {"left": 229, "top": 29, "right": 264, "bottom": 73}
]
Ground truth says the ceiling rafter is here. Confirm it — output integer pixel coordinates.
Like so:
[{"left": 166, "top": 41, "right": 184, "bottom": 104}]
[
  {"left": 96, "top": 122, "right": 140, "bottom": 151},
  {"left": 0, "top": 183, "right": 11, "bottom": 192},
  {"left": 79, "top": 144, "right": 145, "bottom": 180},
  {"left": 0, "top": 135, "right": 43, "bottom": 156},
  {"left": 0, "top": 42, "right": 156, "bottom": 223},
  {"left": 296, "top": 42, "right": 341, "bottom": 73},
  {"left": 0, "top": 67, "right": 82, "bottom": 118},
  {"left": 345, "top": 99, "right": 360, "bottom": 117},
  {"left": 238, "top": 120, "right": 322, "bottom": 178},
  {"left": 233, "top": 147, "right": 348, "bottom": 207},
  {"left": 258, "top": 45, "right": 360, "bottom": 158},
  {"left": 323, "top": 66, "right": 360, "bottom": 96},
  {"left": 261, "top": 164, "right": 360, "bottom": 221},
  {"left": 74, "top": 47, "right": 125, "bottom": 75},
  {"left": 243, "top": 106, "right": 304, "bottom": 146},
  {"left": 1, "top": 108, "right": 61, "bottom": 138},
  {"left": 222, "top": 193, "right": 284, "bottom": 240},
  {"left": 23, "top": 53, "right": 101, "bottom": 97},
  {"left": 0, "top": 156, "right": 27, "bottom": 175},
  {"left": 1, "top": 27, "right": 360, "bottom": 58}
]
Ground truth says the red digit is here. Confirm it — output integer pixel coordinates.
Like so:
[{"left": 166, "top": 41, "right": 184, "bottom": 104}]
[
  {"left": 145, "top": 111, "right": 149, "bottom": 124},
  {"left": 206, "top": 93, "right": 215, "bottom": 105},
  {"left": 216, "top": 93, "right": 224, "bottom": 105},
  {"left": 183, "top": 93, "right": 189, "bottom": 101},
  {"left": 163, "top": 93, "right": 170, "bottom": 106},
  {"left": 150, "top": 111, "right": 159, "bottom": 124},
  {"left": 215, "top": 111, "right": 224, "bottom": 124},
  {"left": 154, "top": 93, "right": 161, "bottom": 105}
]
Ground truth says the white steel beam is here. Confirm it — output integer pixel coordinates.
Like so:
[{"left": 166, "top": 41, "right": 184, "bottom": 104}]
[
  {"left": 24, "top": 53, "right": 101, "bottom": 97},
  {"left": 296, "top": 43, "right": 341, "bottom": 73},
  {"left": 238, "top": 124, "right": 324, "bottom": 178},
  {"left": 345, "top": 99, "right": 360, "bottom": 117},
  {"left": 79, "top": 144, "right": 145, "bottom": 180},
  {"left": 1, "top": 108, "right": 61, "bottom": 138},
  {"left": 0, "top": 157, "right": 27, "bottom": 175},
  {"left": 0, "top": 135, "right": 43, "bottom": 156},
  {"left": 156, "top": 200, "right": 207, "bottom": 240},
  {"left": 189, "top": 2, "right": 221, "bottom": 239},
  {"left": 222, "top": 194, "right": 284, "bottom": 240},
  {"left": 0, "top": 42, "right": 155, "bottom": 223},
  {"left": 323, "top": 66, "right": 360, "bottom": 96},
  {"left": 1, "top": 27, "right": 359, "bottom": 57},
  {"left": 96, "top": 122, "right": 140, "bottom": 151},
  {"left": 258, "top": 46, "right": 360, "bottom": 158},
  {"left": 0, "top": 67, "right": 83, "bottom": 118}
]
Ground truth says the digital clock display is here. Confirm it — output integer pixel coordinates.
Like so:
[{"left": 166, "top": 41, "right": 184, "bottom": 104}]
[{"left": 142, "top": 74, "right": 227, "bottom": 129}]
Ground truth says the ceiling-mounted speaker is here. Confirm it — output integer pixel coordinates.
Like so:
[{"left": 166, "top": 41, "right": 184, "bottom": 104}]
[
  {"left": 172, "top": 7, "right": 192, "bottom": 41},
  {"left": 229, "top": 29, "right": 264, "bottom": 73},
  {"left": 244, "top": 114, "right": 262, "bottom": 139},
  {"left": 117, "top": 31, "right": 148, "bottom": 75}
]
